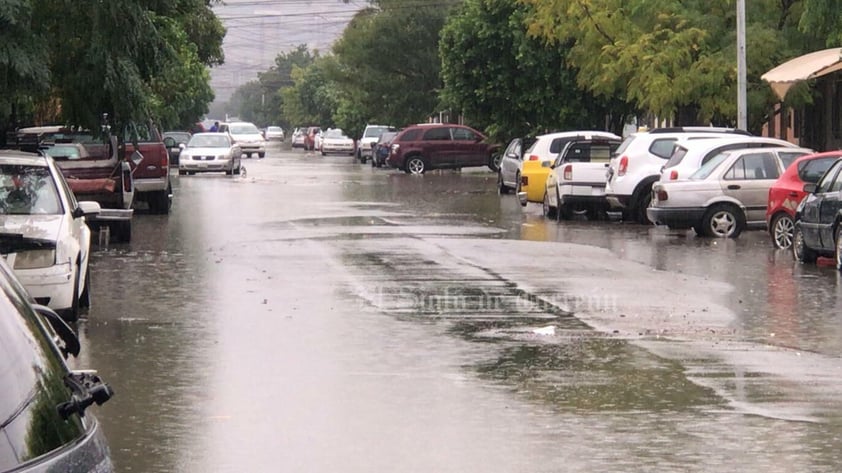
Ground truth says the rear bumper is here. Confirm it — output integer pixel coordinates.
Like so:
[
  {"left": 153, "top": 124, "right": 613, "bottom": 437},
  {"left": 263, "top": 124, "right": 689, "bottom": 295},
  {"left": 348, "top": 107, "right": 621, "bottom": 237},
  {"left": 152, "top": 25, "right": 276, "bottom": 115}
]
[
  {"left": 646, "top": 206, "right": 705, "bottom": 228},
  {"left": 606, "top": 193, "right": 631, "bottom": 209},
  {"left": 134, "top": 175, "right": 168, "bottom": 193}
]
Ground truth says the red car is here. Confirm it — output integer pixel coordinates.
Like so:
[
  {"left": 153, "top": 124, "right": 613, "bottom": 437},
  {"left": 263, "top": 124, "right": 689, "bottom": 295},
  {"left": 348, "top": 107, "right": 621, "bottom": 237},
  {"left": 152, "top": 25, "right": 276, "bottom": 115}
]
[{"left": 767, "top": 151, "right": 842, "bottom": 249}]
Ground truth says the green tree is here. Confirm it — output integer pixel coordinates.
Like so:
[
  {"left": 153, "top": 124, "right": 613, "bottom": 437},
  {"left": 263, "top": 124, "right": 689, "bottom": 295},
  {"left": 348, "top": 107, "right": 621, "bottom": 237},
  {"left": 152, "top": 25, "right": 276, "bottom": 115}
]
[
  {"left": 440, "top": 0, "right": 634, "bottom": 140},
  {"left": 520, "top": 0, "right": 815, "bottom": 132},
  {"left": 281, "top": 57, "right": 337, "bottom": 128}
]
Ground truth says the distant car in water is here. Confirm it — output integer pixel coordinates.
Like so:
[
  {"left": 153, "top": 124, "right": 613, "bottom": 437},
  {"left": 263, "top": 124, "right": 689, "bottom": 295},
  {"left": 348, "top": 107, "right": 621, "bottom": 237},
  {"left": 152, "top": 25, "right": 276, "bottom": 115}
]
[
  {"left": 264, "top": 126, "right": 285, "bottom": 141},
  {"left": 178, "top": 133, "right": 243, "bottom": 176},
  {"left": 320, "top": 128, "right": 355, "bottom": 156},
  {"left": 163, "top": 131, "right": 191, "bottom": 166}
]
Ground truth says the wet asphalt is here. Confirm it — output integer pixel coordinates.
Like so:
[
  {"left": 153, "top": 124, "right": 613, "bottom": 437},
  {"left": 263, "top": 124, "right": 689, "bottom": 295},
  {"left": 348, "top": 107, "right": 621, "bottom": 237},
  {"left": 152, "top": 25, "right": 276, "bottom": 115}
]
[{"left": 71, "top": 143, "right": 842, "bottom": 472}]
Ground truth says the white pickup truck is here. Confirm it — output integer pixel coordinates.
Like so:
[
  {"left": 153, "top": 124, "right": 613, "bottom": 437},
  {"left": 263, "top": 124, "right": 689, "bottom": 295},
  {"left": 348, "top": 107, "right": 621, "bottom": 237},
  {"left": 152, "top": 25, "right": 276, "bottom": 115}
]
[{"left": 543, "top": 135, "right": 622, "bottom": 220}]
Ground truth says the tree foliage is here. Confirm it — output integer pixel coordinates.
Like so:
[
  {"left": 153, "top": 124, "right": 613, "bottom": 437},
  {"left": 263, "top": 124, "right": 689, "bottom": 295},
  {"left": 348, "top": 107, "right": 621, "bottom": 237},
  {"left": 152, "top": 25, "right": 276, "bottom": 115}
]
[
  {"left": 520, "top": 0, "right": 825, "bottom": 131},
  {"left": 281, "top": 56, "right": 337, "bottom": 128},
  {"left": 440, "top": 0, "right": 634, "bottom": 140}
]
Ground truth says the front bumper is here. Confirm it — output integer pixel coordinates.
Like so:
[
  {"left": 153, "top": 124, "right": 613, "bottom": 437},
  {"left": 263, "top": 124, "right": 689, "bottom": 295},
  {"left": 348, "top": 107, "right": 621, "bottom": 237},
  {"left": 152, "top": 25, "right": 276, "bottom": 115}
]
[
  {"left": 646, "top": 206, "right": 706, "bottom": 229},
  {"left": 240, "top": 143, "right": 266, "bottom": 153},
  {"left": 323, "top": 145, "right": 355, "bottom": 154},
  {"left": 14, "top": 261, "right": 75, "bottom": 311},
  {"left": 180, "top": 157, "right": 234, "bottom": 172}
]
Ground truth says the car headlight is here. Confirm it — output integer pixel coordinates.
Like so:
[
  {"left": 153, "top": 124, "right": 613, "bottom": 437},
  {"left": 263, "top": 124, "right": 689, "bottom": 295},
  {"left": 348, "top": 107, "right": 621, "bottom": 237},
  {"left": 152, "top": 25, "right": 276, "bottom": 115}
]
[{"left": 14, "top": 249, "right": 56, "bottom": 269}]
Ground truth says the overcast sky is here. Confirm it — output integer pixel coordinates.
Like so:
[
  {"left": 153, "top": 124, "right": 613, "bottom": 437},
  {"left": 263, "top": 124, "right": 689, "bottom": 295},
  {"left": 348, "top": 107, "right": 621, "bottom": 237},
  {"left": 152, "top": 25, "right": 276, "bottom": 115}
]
[{"left": 210, "top": 0, "right": 367, "bottom": 102}]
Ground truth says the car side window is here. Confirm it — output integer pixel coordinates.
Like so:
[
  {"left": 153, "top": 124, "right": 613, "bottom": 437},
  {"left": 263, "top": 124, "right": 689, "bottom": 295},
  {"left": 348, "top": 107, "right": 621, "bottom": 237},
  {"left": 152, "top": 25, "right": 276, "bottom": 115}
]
[
  {"left": 778, "top": 152, "right": 807, "bottom": 170},
  {"left": 549, "top": 138, "right": 572, "bottom": 154},
  {"left": 798, "top": 157, "right": 836, "bottom": 184},
  {"left": 399, "top": 129, "right": 421, "bottom": 141},
  {"left": 423, "top": 127, "right": 451, "bottom": 141},
  {"left": 452, "top": 127, "right": 478, "bottom": 141},
  {"left": 649, "top": 139, "right": 678, "bottom": 159},
  {"left": 725, "top": 153, "right": 778, "bottom": 180},
  {"left": 829, "top": 167, "right": 842, "bottom": 192},
  {"left": 816, "top": 161, "right": 842, "bottom": 193}
]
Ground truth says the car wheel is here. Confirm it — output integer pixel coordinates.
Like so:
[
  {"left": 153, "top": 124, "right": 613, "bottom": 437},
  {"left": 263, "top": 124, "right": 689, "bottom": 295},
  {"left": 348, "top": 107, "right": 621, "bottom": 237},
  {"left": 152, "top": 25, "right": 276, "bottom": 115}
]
[
  {"left": 488, "top": 152, "right": 503, "bottom": 172},
  {"left": 63, "top": 265, "right": 81, "bottom": 322},
  {"left": 406, "top": 156, "right": 426, "bottom": 174},
  {"left": 702, "top": 204, "right": 744, "bottom": 238},
  {"left": 79, "top": 265, "right": 91, "bottom": 309},
  {"left": 835, "top": 226, "right": 842, "bottom": 271},
  {"left": 793, "top": 223, "right": 818, "bottom": 263},
  {"left": 770, "top": 213, "right": 795, "bottom": 249},
  {"left": 234, "top": 163, "right": 241, "bottom": 175},
  {"left": 497, "top": 172, "right": 510, "bottom": 195},
  {"left": 147, "top": 188, "right": 171, "bottom": 214},
  {"left": 634, "top": 186, "right": 653, "bottom": 225},
  {"left": 542, "top": 190, "right": 557, "bottom": 219}
]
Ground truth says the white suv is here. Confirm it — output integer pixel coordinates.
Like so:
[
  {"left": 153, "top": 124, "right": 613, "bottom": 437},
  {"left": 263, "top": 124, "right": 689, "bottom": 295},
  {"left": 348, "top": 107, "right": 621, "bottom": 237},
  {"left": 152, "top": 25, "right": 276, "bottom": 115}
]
[
  {"left": 604, "top": 127, "right": 751, "bottom": 224},
  {"left": 356, "top": 125, "right": 394, "bottom": 163}
]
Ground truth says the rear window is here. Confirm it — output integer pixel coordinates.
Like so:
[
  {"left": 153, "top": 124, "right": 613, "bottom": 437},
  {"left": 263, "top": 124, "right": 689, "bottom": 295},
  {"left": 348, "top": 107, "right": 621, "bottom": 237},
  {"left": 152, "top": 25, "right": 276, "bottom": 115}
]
[
  {"left": 663, "top": 145, "right": 689, "bottom": 169},
  {"left": 398, "top": 129, "right": 422, "bottom": 142},
  {"left": 549, "top": 138, "right": 572, "bottom": 154},
  {"left": 613, "top": 135, "right": 636, "bottom": 156},
  {"left": 230, "top": 123, "right": 259, "bottom": 134},
  {"left": 798, "top": 156, "right": 837, "bottom": 183},
  {"left": 364, "top": 126, "right": 390, "bottom": 138},
  {"left": 779, "top": 151, "right": 809, "bottom": 170},
  {"left": 559, "top": 141, "right": 620, "bottom": 164},
  {"left": 691, "top": 152, "right": 731, "bottom": 180}
]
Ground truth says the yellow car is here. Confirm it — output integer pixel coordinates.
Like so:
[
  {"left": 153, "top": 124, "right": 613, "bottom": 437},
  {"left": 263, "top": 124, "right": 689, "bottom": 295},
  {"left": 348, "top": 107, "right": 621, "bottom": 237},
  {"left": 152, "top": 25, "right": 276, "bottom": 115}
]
[{"left": 517, "top": 131, "right": 620, "bottom": 206}]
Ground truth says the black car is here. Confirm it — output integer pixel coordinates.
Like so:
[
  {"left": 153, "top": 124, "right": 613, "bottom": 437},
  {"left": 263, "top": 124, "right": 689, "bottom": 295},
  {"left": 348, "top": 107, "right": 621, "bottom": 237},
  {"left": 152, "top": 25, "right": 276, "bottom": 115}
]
[
  {"left": 793, "top": 157, "right": 842, "bottom": 269},
  {"left": 163, "top": 131, "right": 191, "bottom": 166},
  {"left": 372, "top": 131, "right": 398, "bottom": 168},
  {"left": 0, "top": 257, "right": 114, "bottom": 472}
]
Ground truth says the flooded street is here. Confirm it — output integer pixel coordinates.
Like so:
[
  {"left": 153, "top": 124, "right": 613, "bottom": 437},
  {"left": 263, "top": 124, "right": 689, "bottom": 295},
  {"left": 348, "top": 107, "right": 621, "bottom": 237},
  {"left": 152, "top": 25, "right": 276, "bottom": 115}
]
[{"left": 74, "top": 144, "right": 842, "bottom": 472}]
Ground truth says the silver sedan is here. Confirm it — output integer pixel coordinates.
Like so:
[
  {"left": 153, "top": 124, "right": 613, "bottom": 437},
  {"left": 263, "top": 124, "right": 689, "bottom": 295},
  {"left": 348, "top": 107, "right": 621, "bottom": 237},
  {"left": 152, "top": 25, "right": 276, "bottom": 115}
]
[{"left": 178, "top": 133, "right": 242, "bottom": 175}]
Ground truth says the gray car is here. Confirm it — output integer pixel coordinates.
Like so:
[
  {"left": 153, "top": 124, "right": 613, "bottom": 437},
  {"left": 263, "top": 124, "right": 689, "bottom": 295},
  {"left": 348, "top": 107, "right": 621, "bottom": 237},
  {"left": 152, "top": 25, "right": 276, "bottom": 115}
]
[{"left": 0, "top": 256, "right": 114, "bottom": 472}]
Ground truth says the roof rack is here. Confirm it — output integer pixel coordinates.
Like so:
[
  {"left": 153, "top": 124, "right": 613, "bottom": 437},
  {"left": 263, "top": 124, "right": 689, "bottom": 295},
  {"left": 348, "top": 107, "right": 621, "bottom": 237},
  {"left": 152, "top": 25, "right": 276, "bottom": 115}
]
[{"left": 648, "top": 127, "right": 752, "bottom": 136}]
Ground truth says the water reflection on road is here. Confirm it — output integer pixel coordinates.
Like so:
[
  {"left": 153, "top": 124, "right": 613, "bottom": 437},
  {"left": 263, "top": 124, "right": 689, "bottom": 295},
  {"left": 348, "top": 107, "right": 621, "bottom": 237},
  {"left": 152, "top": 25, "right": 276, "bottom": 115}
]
[{"left": 76, "top": 148, "right": 842, "bottom": 472}]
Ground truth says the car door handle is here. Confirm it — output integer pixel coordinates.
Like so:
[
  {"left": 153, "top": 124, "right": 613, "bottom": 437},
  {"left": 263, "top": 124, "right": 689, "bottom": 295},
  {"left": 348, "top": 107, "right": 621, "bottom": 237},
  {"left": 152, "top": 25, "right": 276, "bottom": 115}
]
[{"left": 727, "top": 184, "right": 741, "bottom": 190}]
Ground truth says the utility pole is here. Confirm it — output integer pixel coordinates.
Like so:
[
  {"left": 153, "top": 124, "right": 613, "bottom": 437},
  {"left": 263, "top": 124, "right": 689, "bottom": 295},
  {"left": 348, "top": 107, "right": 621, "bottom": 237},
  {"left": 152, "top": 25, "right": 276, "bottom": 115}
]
[{"left": 737, "top": 0, "right": 747, "bottom": 130}]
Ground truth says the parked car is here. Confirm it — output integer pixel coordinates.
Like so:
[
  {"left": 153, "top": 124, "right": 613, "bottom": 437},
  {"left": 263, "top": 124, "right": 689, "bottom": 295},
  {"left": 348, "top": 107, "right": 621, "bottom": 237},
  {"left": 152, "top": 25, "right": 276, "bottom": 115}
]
[
  {"left": 658, "top": 137, "right": 803, "bottom": 183},
  {"left": 793, "top": 157, "right": 842, "bottom": 268},
  {"left": 605, "top": 127, "right": 752, "bottom": 223},
  {"left": 387, "top": 123, "right": 500, "bottom": 174},
  {"left": 541, "top": 135, "right": 622, "bottom": 219},
  {"left": 320, "top": 128, "right": 356, "bottom": 156},
  {"left": 178, "top": 133, "right": 242, "bottom": 176},
  {"left": 766, "top": 151, "right": 841, "bottom": 249},
  {"left": 291, "top": 127, "right": 307, "bottom": 149},
  {"left": 357, "top": 125, "right": 395, "bottom": 163},
  {"left": 0, "top": 150, "right": 100, "bottom": 321},
  {"left": 372, "top": 131, "right": 399, "bottom": 168},
  {"left": 497, "top": 137, "right": 536, "bottom": 194},
  {"left": 648, "top": 147, "right": 798, "bottom": 238},
  {"left": 0, "top": 255, "right": 114, "bottom": 472},
  {"left": 122, "top": 122, "right": 173, "bottom": 214},
  {"left": 264, "top": 126, "right": 285, "bottom": 141},
  {"left": 219, "top": 121, "right": 265, "bottom": 158},
  {"left": 162, "top": 131, "right": 191, "bottom": 166},
  {"left": 516, "top": 131, "right": 619, "bottom": 205}
]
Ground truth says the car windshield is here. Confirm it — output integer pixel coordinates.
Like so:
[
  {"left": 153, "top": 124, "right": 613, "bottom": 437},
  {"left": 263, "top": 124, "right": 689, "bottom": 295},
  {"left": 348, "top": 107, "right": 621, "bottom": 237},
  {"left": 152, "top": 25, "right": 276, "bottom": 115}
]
[
  {"left": 690, "top": 152, "right": 731, "bottom": 180},
  {"left": 267, "top": 127, "right": 282, "bottom": 132},
  {"left": 364, "top": 126, "right": 390, "bottom": 138},
  {"left": 230, "top": 124, "right": 259, "bottom": 134},
  {"left": 189, "top": 134, "right": 230, "bottom": 148},
  {"left": 164, "top": 132, "right": 191, "bottom": 144},
  {"left": 325, "top": 129, "right": 347, "bottom": 139},
  {"left": 43, "top": 145, "right": 82, "bottom": 160},
  {"left": 0, "top": 164, "right": 62, "bottom": 215}
]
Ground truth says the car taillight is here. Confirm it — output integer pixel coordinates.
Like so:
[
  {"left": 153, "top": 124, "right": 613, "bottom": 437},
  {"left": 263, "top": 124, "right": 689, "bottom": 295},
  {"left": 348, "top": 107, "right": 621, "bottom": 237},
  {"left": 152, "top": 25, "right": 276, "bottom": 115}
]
[
  {"left": 563, "top": 164, "right": 573, "bottom": 181},
  {"left": 669, "top": 170, "right": 678, "bottom": 180},
  {"left": 521, "top": 175, "right": 528, "bottom": 186},
  {"left": 529, "top": 155, "right": 539, "bottom": 161},
  {"left": 657, "top": 190, "right": 668, "bottom": 201},
  {"left": 161, "top": 150, "right": 168, "bottom": 168},
  {"left": 618, "top": 156, "right": 628, "bottom": 176}
]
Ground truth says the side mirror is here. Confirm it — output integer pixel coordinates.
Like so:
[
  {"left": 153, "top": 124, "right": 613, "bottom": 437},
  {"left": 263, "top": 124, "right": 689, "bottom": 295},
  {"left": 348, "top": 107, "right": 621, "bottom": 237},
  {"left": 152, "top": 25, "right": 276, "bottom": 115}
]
[
  {"left": 32, "top": 304, "right": 80, "bottom": 359},
  {"left": 179, "top": 143, "right": 186, "bottom": 150},
  {"left": 163, "top": 137, "right": 176, "bottom": 148},
  {"left": 74, "top": 201, "right": 101, "bottom": 219},
  {"left": 803, "top": 183, "right": 818, "bottom": 194}
]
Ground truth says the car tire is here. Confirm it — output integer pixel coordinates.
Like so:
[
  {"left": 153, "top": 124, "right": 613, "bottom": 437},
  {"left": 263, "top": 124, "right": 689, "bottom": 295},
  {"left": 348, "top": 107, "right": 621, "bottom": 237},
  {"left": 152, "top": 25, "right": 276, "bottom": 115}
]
[
  {"left": 234, "top": 163, "right": 241, "bottom": 175},
  {"left": 63, "top": 266, "right": 81, "bottom": 322},
  {"left": 178, "top": 169, "right": 187, "bottom": 176},
  {"left": 405, "top": 156, "right": 426, "bottom": 175},
  {"left": 702, "top": 203, "right": 744, "bottom": 238},
  {"left": 147, "top": 187, "right": 171, "bottom": 214},
  {"left": 770, "top": 213, "right": 795, "bottom": 250},
  {"left": 793, "top": 223, "right": 818, "bottom": 263},
  {"left": 488, "top": 152, "right": 503, "bottom": 172},
  {"left": 498, "top": 172, "right": 510, "bottom": 195},
  {"left": 542, "top": 190, "right": 557, "bottom": 219},
  {"left": 634, "top": 185, "right": 654, "bottom": 225},
  {"left": 79, "top": 266, "right": 91, "bottom": 310},
  {"left": 258, "top": 152, "right": 265, "bottom": 159}
]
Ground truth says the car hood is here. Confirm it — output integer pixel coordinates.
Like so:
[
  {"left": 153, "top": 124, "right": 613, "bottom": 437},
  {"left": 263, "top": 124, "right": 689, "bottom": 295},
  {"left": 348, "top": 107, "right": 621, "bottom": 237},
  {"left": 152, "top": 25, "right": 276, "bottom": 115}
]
[
  {"left": 183, "top": 147, "right": 231, "bottom": 155},
  {"left": 0, "top": 215, "right": 63, "bottom": 242}
]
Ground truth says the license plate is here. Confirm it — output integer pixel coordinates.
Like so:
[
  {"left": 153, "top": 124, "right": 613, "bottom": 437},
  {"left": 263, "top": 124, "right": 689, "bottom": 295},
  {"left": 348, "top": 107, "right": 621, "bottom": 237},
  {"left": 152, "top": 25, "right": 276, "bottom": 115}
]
[{"left": 199, "top": 163, "right": 208, "bottom": 168}]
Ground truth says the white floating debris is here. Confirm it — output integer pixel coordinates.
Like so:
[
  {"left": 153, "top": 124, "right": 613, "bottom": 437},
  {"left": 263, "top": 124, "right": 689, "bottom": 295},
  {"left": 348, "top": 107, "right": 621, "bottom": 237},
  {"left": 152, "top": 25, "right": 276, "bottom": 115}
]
[{"left": 532, "top": 325, "right": 556, "bottom": 336}]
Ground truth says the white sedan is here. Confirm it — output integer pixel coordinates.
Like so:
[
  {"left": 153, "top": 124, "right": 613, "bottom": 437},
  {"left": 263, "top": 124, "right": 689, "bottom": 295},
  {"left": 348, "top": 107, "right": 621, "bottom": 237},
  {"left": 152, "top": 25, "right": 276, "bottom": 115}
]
[
  {"left": 178, "top": 132, "right": 243, "bottom": 175},
  {"left": 320, "top": 128, "right": 356, "bottom": 156},
  {"left": 0, "top": 150, "right": 101, "bottom": 321}
]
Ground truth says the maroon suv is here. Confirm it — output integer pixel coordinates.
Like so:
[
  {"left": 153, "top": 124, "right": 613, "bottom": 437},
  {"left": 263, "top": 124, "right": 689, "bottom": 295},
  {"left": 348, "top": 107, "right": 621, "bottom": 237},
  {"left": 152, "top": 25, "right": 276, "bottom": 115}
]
[{"left": 387, "top": 123, "right": 499, "bottom": 174}]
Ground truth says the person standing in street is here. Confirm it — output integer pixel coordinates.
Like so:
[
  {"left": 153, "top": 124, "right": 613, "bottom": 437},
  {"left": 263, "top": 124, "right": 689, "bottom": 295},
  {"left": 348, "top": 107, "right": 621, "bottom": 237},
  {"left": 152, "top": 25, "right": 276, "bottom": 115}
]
[{"left": 209, "top": 121, "right": 220, "bottom": 132}]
